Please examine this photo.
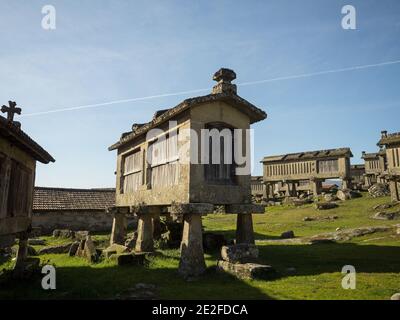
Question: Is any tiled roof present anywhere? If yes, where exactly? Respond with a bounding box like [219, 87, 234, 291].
[33, 187, 115, 211]
[261, 148, 353, 163]
[0, 115, 55, 164]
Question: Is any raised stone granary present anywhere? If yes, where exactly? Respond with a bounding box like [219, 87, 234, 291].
[0, 101, 54, 276]
[361, 149, 387, 188]
[108, 68, 267, 277]
[349, 164, 365, 190]
[261, 148, 353, 198]
[378, 130, 400, 202]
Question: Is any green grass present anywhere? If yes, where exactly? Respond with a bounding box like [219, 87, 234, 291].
[1, 193, 399, 300]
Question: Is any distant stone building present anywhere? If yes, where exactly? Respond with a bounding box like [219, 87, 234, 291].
[32, 187, 136, 233]
[109, 68, 267, 277]
[0, 101, 54, 274]
[378, 130, 400, 201]
[250, 176, 265, 202]
[261, 148, 353, 198]
[350, 164, 365, 190]
[361, 149, 387, 188]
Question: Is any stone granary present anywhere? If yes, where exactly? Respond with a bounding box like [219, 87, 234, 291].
[108, 68, 267, 277]
[349, 164, 365, 190]
[32, 187, 136, 233]
[361, 149, 387, 188]
[0, 101, 54, 273]
[261, 148, 353, 198]
[250, 176, 265, 202]
[378, 130, 400, 201]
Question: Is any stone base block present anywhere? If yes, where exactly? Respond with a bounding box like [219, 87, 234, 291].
[220, 244, 258, 263]
[103, 243, 130, 258]
[225, 204, 265, 214]
[216, 260, 276, 280]
[169, 203, 214, 215]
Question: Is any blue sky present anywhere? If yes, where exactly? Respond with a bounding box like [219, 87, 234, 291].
[0, 0, 399, 188]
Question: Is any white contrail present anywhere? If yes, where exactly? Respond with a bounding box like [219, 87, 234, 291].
[21, 59, 400, 117]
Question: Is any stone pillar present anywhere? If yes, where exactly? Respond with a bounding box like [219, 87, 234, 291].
[110, 209, 127, 245]
[236, 213, 255, 245]
[310, 178, 322, 196]
[263, 183, 269, 200]
[389, 180, 400, 202]
[284, 182, 290, 197]
[13, 231, 28, 274]
[178, 213, 206, 278]
[152, 212, 162, 240]
[135, 213, 154, 252]
[342, 178, 352, 190]
[291, 182, 297, 197]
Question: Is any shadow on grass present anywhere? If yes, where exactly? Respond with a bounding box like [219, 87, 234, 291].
[256, 243, 400, 276]
[0, 255, 273, 300]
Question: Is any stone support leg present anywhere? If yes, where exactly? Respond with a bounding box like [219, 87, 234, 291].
[310, 179, 322, 196]
[110, 211, 127, 245]
[389, 180, 400, 202]
[236, 213, 255, 245]
[178, 213, 206, 278]
[13, 231, 28, 275]
[342, 178, 352, 190]
[135, 213, 154, 252]
[152, 212, 162, 240]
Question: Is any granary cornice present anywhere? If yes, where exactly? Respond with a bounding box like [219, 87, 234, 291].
[378, 131, 400, 147]
[0, 114, 55, 164]
[109, 92, 267, 151]
[261, 147, 353, 163]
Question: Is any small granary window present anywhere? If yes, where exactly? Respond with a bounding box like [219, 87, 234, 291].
[317, 159, 339, 174]
[122, 149, 143, 193]
[149, 130, 180, 188]
[7, 160, 32, 217]
[204, 123, 236, 185]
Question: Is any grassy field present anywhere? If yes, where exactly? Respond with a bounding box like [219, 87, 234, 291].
[1, 193, 399, 300]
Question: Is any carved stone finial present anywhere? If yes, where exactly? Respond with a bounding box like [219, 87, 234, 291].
[1, 101, 22, 125]
[212, 68, 237, 95]
[381, 130, 388, 138]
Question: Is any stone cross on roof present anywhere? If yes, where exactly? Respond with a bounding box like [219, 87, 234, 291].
[1, 100, 22, 123]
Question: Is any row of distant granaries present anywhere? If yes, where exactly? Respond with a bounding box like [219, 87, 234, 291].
[251, 131, 400, 203]
[1, 68, 400, 279]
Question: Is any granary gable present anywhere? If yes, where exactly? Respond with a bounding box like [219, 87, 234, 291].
[109, 68, 267, 151]
[0, 112, 54, 164]
[378, 130, 400, 146]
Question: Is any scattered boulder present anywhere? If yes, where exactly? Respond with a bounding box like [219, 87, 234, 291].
[368, 183, 390, 198]
[309, 238, 336, 245]
[303, 215, 338, 222]
[28, 239, 45, 246]
[110, 253, 147, 266]
[82, 236, 98, 263]
[220, 244, 258, 263]
[280, 230, 295, 239]
[324, 193, 338, 202]
[336, 189, 361, 201]
[103, 244, 130, 259]
[203, 233, 226, 251]
[314, 202, 338, 210]
[52, 229, 75, 239]
[217, 260, 276, 280]
[373, 203, 397, 211]
[68, 241, 80, 256]
[371, 211, 400, 221]
[74, 231, 90, 241]
[391, 293, 400, 300]
[38, 243, 73, 255]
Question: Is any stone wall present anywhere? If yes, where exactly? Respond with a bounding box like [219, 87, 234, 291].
[32, 210, 137, 234]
